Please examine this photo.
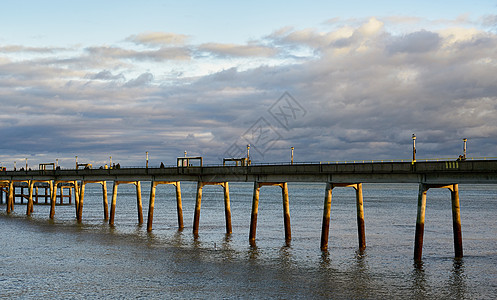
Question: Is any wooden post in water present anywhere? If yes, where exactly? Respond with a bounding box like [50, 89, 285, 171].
[135, 181, 143, 225]
[249, 182, 261, 245]
[355, 183, 366, 251]
[50, 181, 57, 219]
[20, 187, 24, 204]
[320, 183, 333, 251]
[35, 187, 39, 204]
[450, 184, 463, 258]
[102, 181, 108, 220]
[175, 182, 183, 229]
[193, 182, 204, 236]
[223, 182, 232, 234]
[414, 184, 428, 261]
[68, 186, 72, 204]
[282, 182, 291, 243]
[109, 181, 118, 226]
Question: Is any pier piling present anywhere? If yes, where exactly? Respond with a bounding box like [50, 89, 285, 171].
[135, 181, 143, 225]
[78, 182, 85, 221]
[50, 181, 57, 219]
[224, 182, 232, 234]
[8, 181, 14, 213]
[26, 181, 34, 216]
[414, 183, 463, 260]
[414, 184, 427, 261]
[109, 181, 142, 226]
[193, 182, 203, 236]
[192, 182, 231, 236]
[175, 182, 183, 229]
[109, 182, 118, 226]
[450, 184, 463, 258]
[321, 183, 366, 252]
[147, 181, 183, 232]
[355, 183, 366, 251]
[249, 182, 290, 245]
[320, 183, 333, 251]
[249, 182, 260, 245]
[102, 181, 108, 220]
[282, 182, 291, 243]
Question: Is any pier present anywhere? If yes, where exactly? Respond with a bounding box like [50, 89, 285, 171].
[1, 159, 496, 260]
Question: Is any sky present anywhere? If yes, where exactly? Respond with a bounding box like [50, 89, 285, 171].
[1, 1, 497, 168]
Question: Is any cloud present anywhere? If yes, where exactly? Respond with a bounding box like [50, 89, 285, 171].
[85, 70, 125, 81]
[198, 43, 278, 57]
[124, 72, 154, 87]
[126, 32, 190, 46]
[387, 30, 440, 53]
[1, 17, 497, 167]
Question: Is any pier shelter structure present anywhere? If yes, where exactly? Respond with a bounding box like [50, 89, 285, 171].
[1, 159, 496, 261]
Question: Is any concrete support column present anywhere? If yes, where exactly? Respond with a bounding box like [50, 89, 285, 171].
[59, 186, 64, 204]
[320, 183, 333, 251]
[175, 182, 183, 229]
[355, 183, 366, 251]
[249, 182, 261, 245]
[193, 182, 204, 236]
[74, 181, 80, 219]
[147, 181, 157, 232]
[8, 181, 14, 213]
[109, 181, 118, 226]
[282, 182, 291, 243]
[135, 181, 143, 225]
[78, 182, 86, 221]
[223, 182, 232, 234]
[50, 181, 57, 219]
[26, 181, 34, 216]
[147, 181, 183, 232]
[451, 184, 463, 258]
[414, 184, 428, 261]
[102, 181, 108, 220]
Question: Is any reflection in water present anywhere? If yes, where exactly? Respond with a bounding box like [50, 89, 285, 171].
[248, 244, 260, 260]
[278, 244, 293, 269]
[448, 259, 467, 299]
[411, 260, 427, 299]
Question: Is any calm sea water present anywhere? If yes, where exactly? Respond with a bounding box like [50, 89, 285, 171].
[1, 182, 496, 299]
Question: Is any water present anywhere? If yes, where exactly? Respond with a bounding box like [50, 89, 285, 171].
[1, 183, 496, 299]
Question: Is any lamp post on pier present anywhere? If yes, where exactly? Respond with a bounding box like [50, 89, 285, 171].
[291, 147, 294, 165]
[146, 152, 149, 168]
[463, 138, 467, 159]
[412, 134, 416, 162]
